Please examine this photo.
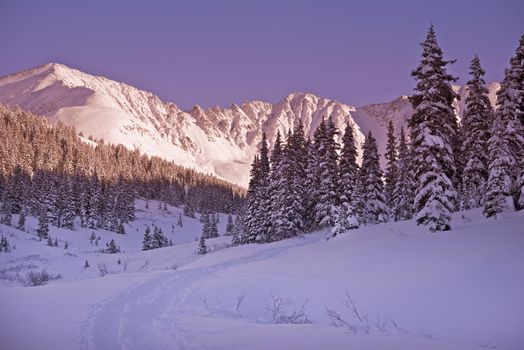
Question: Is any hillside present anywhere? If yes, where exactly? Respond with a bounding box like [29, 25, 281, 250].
[0, 202, 523, 350]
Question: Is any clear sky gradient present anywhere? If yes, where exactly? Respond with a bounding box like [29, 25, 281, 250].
[1, 0, 523, 110]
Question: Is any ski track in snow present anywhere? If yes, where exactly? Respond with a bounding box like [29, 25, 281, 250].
[81, 235, 322, 350]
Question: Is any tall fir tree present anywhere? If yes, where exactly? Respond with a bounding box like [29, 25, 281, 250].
[408, 25, 458, 231]
[461, 55, 493, 209]
[484, 36, 524, 216]
[357, 131, 388, 224]
[312, 118, 340, 229]
[335, 123, 360, 234]
[392, 127, 414, 220]
[384, 120, 398, 210]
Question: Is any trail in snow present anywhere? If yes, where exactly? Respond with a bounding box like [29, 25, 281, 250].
[81, 235, 323, 350]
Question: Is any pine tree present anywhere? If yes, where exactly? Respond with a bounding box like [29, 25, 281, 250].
[461, 55, 493, 209]
[313, 118, 340, 229]
[105, 239, 120, 253]
[484, 62, 523, 216]
[54, 237, 59, 247]
[358, 132, 388, 224]
[37, 208, 49, 239]
[384, 121, 398, 210]
[392, 127, 414, 220]
[231, 214, 244, 246]
[209, 213, 219, 238]
[225, 214, 234, 236]
[17, 209, 26, 230]
[84, 260, 90, 268]
[47, 235, 53, 246]
[89, 231, 96, 244]
[177, 212, 183, 227]
[197, 234, 207, 254]
[335, 123, 360, 235]
[142, 226, 152, 250]
[64, 241, 69, 249]
[409, 25, 458, 231]
[508, 35, 524, 209]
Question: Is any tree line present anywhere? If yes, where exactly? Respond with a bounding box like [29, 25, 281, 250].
[0, 105, 245, 233]
[237, 26, 524, 244]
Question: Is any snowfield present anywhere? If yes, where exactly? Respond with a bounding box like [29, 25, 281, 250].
[1, 201, 523, 350]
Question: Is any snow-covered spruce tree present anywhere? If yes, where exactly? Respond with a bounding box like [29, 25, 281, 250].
[384, 120, 398, 210]
[392, 127, 414, 220]
[197, 234, 207, 255]
[484, 53, 524, 216]
[358, 131, 388, 224]
[225, 214, 234, 236]
[508, 34, 524, 209]
[461, 56, 493, 209]
[36, 207, 49, 239]
[266, 131, 283, 242]
[242, 133, 270, 244]
[303, 137, 317, 230]
[177, 212, 183, 227]
[209, 213, 219, 238]
[270, 130, 306, 241]
[142, 226, 152, 250]
[408, 25, 458, 231]
[17, 208, 26, 230]
[231, 213, 244, 246]
[334, 122, 360, 235]
[105, 239, 120, 254]
[313, 118, 340, 229]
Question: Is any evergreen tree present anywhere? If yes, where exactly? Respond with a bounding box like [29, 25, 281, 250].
[358, 132, 388, 224]
[335, 123, 360, 235]
[384, 121, 398, 210]
[142, 226, 152, 250]
[484, 70, 521, 216]
[409, 25, 457, 231]
[17, 208, 26, 230]
[461, 55, 493, 209]
[84, 260, 90, 268]
[392, 127, 414, 220]
[225, 214, 235, 236]
[37, 208, 49, 239]
[177, 212, 183, 227]
[197, 234, 207, 255]
[105, 239, 120, 253]
[47, 235, 53, 247]
[313, 118, 340, 229]
[231, 214, 244, 246]
[209, 213, 219, 238]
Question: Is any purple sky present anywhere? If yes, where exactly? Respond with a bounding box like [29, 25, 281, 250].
[1, 0, 523, 110]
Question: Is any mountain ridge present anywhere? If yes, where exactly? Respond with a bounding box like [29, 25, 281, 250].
[0, 63, 500, 187]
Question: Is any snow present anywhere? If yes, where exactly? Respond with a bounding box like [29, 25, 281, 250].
[1, 202, 523, 349]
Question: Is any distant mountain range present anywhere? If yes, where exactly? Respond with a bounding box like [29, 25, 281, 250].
[0, 63, 500, 186]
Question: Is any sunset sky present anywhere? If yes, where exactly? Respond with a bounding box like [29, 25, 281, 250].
[1, 0, 523, 109]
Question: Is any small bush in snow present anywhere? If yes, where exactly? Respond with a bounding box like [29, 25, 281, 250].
[325, 289, 398, 334]
[0, 235, 11, 253]
[265, 296, 312, 324]
[24, 269, 62, 287]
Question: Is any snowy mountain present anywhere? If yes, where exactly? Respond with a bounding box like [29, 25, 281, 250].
[0, 63, 500, 186]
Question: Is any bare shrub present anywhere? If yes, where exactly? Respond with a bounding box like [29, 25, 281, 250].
[265, 296, 312, 324]
[325, 289, 398, 334]
[97, 262, 110, 277]
[24, 269, 62, 287]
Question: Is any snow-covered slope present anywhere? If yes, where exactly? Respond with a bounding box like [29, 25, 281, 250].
[0, 64, 500, 186]
[0, 204, 522, 349]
